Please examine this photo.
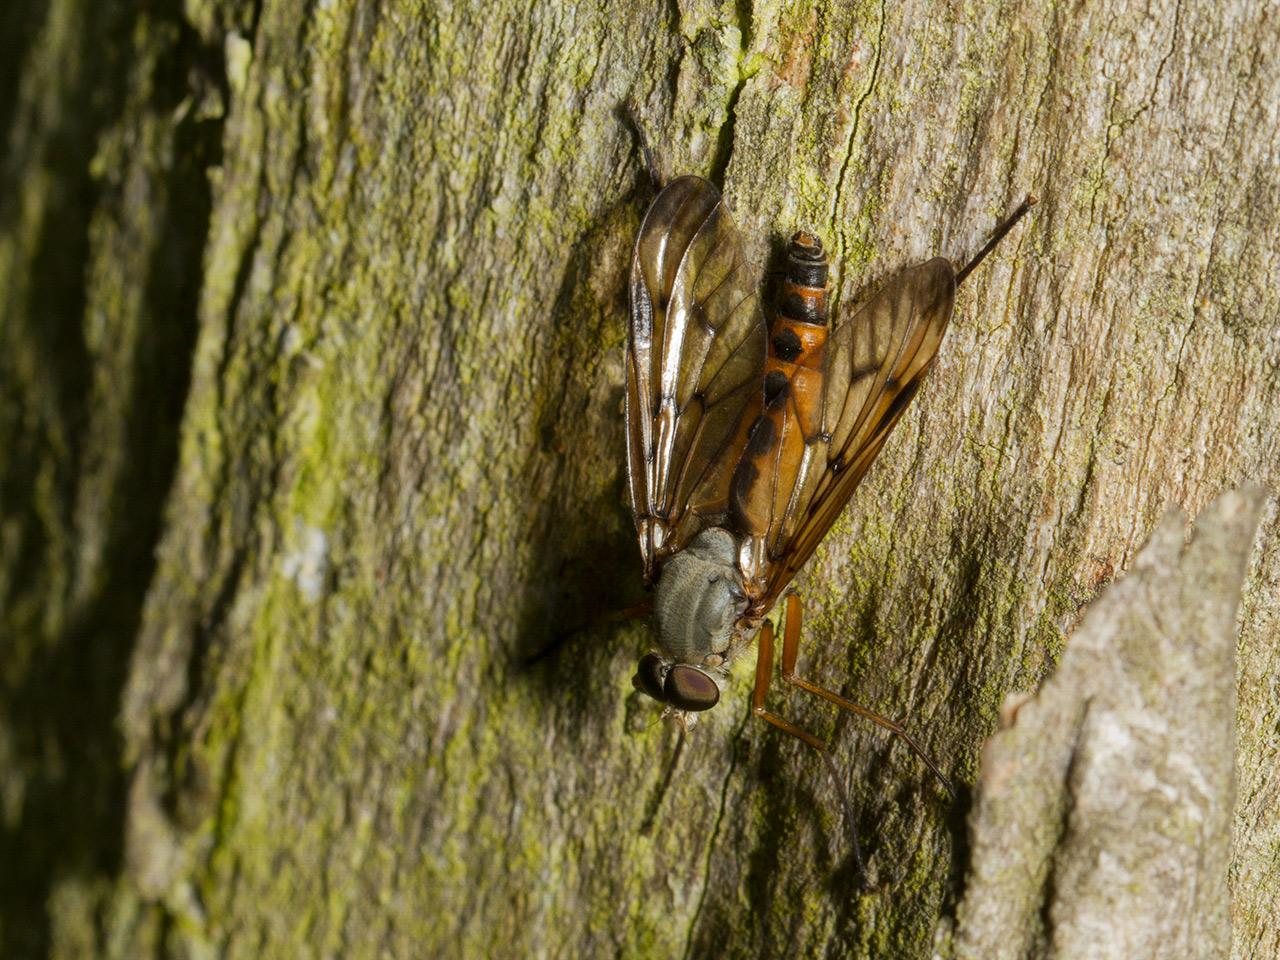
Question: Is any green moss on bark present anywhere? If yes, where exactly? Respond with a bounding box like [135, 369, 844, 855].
[2, 0, 1278, 958]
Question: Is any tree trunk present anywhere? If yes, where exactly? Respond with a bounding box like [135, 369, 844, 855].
[2, 1, 1277, 958]
[953, 487, 1264, 960]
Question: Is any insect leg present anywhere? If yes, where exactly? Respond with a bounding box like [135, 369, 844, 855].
[753, 620, 869, 885]
[955, 195, 1038, 287]
[752, 619, 824, 749]
[598, 598, 654, 624]
[780, 594, 956, 799]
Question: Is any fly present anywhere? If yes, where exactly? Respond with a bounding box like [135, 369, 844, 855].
[624, 175, 1034, 879]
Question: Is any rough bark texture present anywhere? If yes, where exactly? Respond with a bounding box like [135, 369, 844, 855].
[951, 487, 1264, 960]
[1, 1, 1277, 959]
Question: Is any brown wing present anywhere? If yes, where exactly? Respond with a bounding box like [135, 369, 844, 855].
[626, 176, 767, 583]
[753, 258, 957, 611]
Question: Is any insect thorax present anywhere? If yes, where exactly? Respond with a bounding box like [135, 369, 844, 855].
[653, 527, 748, 663]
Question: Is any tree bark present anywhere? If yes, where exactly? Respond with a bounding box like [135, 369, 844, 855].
[1, 1, 1277, 959]
[952, 487, 1264, 960]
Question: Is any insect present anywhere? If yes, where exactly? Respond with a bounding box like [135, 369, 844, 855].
[624, 175, 1033, 868]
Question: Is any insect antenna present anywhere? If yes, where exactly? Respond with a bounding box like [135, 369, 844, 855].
[955, 195, 1037, 287]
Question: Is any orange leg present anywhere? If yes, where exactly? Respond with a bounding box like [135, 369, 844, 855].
[752, 618, 869, 884]
[752, 618, 825, 750]
[775, 594, 955, 799]
[598, 597, 654, 624]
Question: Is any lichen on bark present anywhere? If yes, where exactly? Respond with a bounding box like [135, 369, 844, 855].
[1, 0, 1278, 958]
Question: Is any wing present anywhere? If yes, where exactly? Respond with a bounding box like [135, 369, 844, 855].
[626, 176, 767, 583]
[754, 258, 957, 610]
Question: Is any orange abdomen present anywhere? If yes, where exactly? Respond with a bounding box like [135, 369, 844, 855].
[730, 233, 829, 591]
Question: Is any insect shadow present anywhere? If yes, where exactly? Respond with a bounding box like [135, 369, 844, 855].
[508, 187, 650, 715]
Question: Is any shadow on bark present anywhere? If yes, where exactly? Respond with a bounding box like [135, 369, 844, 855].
[0, 5, 219, 954]
[511, 191, 647, 676]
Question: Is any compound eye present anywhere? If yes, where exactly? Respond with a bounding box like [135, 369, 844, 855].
[632, 653, 666, 702]
[664, 665, 720, 712]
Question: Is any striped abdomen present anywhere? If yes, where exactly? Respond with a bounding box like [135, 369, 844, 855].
[730, 232, 830, 595]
